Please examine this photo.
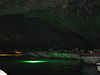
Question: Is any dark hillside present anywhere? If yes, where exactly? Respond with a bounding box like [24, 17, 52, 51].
[0, 15, 94, 49]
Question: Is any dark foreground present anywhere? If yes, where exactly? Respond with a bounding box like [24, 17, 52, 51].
[0, 56, 98, 75]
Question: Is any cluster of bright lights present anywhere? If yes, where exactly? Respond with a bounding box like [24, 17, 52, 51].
[20, 60, 47, 63]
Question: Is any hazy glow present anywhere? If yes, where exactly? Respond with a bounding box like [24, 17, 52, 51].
[49, 52, 73, 58]
[0, 69, 7, 75]
[20, 60, 47, 63]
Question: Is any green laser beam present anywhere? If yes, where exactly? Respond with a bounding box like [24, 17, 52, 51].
[20, 60, 47, 63]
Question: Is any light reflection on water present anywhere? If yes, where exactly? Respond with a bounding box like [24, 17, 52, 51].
[0, 57, 100, 75]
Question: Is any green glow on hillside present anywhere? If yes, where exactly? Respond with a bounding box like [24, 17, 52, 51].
[48, 52, 74, 58]
[20, 60, 47, 63]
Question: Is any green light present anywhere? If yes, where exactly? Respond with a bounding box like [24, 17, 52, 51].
[48, 52, 74, 58]
[20, 60, 47, 63]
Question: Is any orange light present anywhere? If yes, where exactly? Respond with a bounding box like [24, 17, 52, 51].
[15, 50, 21, 54]
[0, 54, 22, 56]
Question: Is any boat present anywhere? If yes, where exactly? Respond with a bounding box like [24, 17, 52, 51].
[96, 63, 100, 72]
[0, 69, 7, 75]
[80, 49, 100, 64]
[80, 55, 100, 64]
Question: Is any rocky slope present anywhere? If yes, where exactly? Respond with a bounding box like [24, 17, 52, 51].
[0, 15, 94, 49]
[0, 0, 99, 49]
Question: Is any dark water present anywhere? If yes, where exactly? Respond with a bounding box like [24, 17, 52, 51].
[0, 57, 99, 75]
